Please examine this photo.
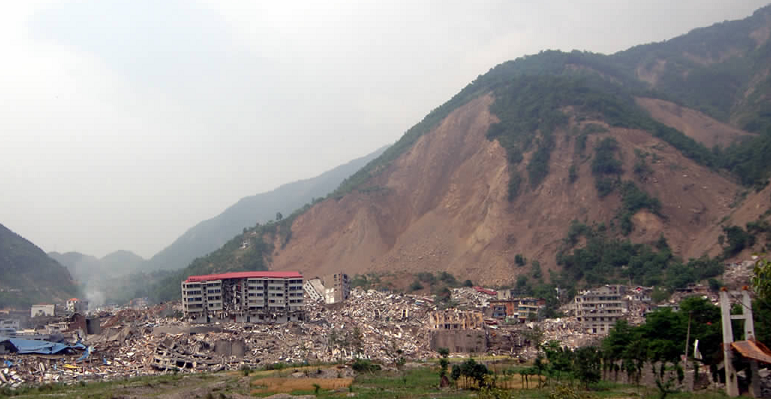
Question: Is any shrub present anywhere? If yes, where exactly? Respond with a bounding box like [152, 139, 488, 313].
[352, 359, 381, 373]
[515, 254, 526, 267]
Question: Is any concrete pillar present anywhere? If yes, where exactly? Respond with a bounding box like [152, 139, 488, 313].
[742, 289, 761, 398]
[719, 290, 739, 397]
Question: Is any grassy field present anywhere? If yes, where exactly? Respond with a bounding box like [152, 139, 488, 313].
[0, 362, 731, 399]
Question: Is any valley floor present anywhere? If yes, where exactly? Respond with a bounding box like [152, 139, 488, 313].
[1, 363, 730, 399]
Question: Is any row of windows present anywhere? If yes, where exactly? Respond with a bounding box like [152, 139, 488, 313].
[578, 316, 622, 322]
[576, 296, 621, 301]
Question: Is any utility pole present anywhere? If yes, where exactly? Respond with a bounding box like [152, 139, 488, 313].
[683, 311, 691, 377]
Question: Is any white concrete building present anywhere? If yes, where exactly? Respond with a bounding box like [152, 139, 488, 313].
[30, 304, 55, 318]
[303, 278, 325, 302]
[181, 271, 304, 323]
[574, 285, 627, 335]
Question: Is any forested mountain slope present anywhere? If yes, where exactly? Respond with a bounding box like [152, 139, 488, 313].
[0, 223, 78, 308]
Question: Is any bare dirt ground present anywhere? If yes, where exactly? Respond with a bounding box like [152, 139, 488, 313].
[635, 97, 755, 148]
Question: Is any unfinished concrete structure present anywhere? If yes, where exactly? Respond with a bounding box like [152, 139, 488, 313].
[181, 271, 304, 323]
[574, 284, 627, 334]
[428, 310, 486, 353]
[428, 310, 484, 330]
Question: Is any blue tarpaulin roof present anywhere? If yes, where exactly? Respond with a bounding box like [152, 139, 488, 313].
[0, 336, 85, 355]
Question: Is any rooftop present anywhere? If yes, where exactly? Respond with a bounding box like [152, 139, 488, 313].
[184, 271, 303, 283]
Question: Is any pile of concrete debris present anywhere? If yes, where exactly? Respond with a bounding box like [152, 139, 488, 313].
[2, 286, 557, 389]
[535, 317, 600, 349]
[723, 260, 756, 288]
[451, 287, 492, 308]
[1, 288, 444, 388]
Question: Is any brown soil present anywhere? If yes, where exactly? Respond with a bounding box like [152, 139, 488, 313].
[269, 94, 761, 286]
[636, 97, 754, 148]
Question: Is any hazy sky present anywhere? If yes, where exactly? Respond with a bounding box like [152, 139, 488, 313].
[1, 1, 767, 258]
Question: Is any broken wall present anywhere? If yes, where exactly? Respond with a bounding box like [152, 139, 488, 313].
[430, 330, 486, 354]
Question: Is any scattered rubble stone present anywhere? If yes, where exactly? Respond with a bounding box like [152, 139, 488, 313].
[0, 288, 444, 389]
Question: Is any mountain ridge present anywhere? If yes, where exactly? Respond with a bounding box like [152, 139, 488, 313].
[0, 223, 79, 308]
[152, 5, 771, 300]
[143, 145, 389, 272]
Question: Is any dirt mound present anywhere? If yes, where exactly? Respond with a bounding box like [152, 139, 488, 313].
[269, 94, 747, 286]
[636, 97, 755, 148]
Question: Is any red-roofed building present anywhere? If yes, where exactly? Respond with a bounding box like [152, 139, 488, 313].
[181, 271, 304, 324]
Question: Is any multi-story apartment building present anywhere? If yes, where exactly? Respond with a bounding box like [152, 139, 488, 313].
[181, 271, 304, 324]
[574, 284, 627, 334]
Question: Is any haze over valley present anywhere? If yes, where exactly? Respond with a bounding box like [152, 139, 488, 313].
[4, 3, 771, 397]
[0, 0, 768, 317]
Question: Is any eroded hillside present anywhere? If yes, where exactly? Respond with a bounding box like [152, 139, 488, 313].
[155, 5, 771, 300]
[270, 94, 755, 286]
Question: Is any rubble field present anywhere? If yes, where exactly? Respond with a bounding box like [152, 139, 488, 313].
[1, 287, 601, 390]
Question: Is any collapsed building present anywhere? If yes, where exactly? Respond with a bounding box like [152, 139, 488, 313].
[181, 271, 304, 324]
[66, 298, 88, 314]
[428, 310, 486, 353]
[303, 272, 351, 304]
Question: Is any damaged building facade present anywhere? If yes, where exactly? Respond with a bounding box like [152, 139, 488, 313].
[574, 284, 627, 334]
[428, 310, 487, 353]
[303, 272, 350, 304]
[490, 297, 543, 322]
[181, 271, 304, 324]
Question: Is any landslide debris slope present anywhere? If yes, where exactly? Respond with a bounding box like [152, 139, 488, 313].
[0, 223, 79, 307]
[157, 5, 771, 296]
